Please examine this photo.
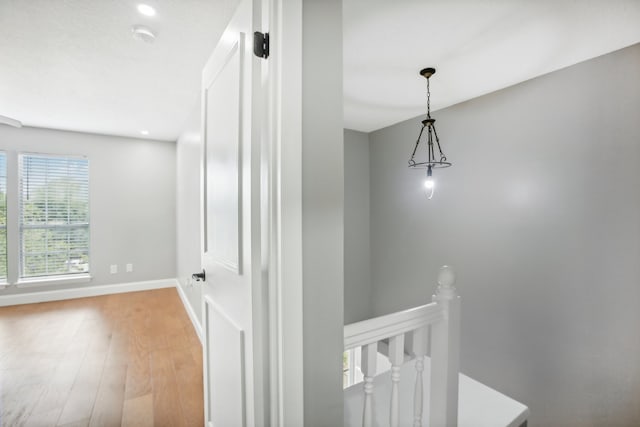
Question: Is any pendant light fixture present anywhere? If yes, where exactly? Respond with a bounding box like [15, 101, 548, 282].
[408, 67, 451, 199]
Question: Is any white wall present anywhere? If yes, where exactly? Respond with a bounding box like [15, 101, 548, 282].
[344, 129, 372, 324]
[367, 44, 640, 426]
[176, 105, 203, 323]
[0, 126, 176, 293]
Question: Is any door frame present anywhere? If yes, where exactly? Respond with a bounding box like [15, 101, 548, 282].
[264, 0, 305, 425]
[200, 0, 343, 425]
[265, 0, 344, 425]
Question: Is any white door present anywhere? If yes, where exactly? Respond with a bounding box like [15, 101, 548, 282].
[200, 0, 268, 425]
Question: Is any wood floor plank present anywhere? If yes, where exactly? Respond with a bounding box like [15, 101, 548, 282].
[145, 316, 169, 352]
[23, 407, 62, 427]
[171, 345, 204, 427]
[166, 328, 192, 350]
[0, 382, 46, 426]
[125, 350, 151, 399]
[57, 419, 90, 427]
[28, 353, 85, 420]
[121, 393, 154, 427]
[88, 363, 127, 427]
[150, 348, 186, 427]
[56, 336, 109, 425]
[0, 289, 203, 427]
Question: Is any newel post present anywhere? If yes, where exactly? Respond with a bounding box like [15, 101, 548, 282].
[429, 265, 460, 427]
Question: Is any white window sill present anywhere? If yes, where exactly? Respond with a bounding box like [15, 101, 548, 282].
[16, 274, 93, 288]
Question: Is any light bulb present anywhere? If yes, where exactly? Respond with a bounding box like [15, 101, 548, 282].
[424, 178, 435, 199]
[424, 178, 434, 190]
[137, 4, 156, 16]
[424, 167, 435, 199]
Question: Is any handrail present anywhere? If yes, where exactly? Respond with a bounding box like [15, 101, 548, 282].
[343, 265, 460, 427]
[344, 301, 443, 350]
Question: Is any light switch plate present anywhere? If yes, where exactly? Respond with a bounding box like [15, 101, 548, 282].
[110, 264, 118, 274]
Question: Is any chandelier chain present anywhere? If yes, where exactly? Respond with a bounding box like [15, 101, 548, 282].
[426, 77, 431, 119]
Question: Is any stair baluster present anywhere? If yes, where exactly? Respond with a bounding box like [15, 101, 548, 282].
[389, 334, 405, 427]
[412, 326, 427, 427]
[361, 342, 377, 427]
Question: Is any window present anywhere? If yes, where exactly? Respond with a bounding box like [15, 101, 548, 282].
[0, 152, 6, 281]
[19, 154, 89, 279]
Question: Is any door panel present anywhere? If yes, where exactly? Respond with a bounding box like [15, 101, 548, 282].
[200, 0, 265, 425]
[204, 37, 243, 274]
[204, 297, 246, 427]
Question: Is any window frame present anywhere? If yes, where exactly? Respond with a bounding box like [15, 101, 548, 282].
[0, 151, 7, 285]
[15, 152, 92, 286]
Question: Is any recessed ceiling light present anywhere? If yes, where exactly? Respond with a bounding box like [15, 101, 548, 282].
[137, 4, 156, 17]
[140, 130, 149, 135]
[131, 25, 156, 43]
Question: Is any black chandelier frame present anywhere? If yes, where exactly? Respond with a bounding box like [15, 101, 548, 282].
[408, 67, 452, 172]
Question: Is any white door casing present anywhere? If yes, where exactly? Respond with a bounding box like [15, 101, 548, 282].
[200, 0, 268, 425]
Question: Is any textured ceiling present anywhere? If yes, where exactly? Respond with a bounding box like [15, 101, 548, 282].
[0, 0, 238, 141]
[1, 1, 639, 140]
[343, 0, 640, 132]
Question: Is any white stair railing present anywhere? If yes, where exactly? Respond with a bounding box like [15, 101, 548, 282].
[343, 266, 460, 427]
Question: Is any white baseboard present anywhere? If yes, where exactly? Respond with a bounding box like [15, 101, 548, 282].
[0, 278, 175, 307]
[175, 280, 203, 344]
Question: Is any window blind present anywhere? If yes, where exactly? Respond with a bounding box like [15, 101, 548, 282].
[19, 154, 90, 278]
[0, 152, 6, 281]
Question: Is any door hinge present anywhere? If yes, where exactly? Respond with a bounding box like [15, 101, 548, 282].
[253, 31, 269, 59]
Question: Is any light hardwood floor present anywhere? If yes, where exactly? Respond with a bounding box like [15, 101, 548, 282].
[0, 288, 203, 427]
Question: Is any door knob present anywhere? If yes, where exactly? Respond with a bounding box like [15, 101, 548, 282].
[192, 269, 206, 282]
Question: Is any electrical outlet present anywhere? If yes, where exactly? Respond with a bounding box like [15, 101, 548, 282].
[110, 264, 118, 274]
[126, 263, 133, 273]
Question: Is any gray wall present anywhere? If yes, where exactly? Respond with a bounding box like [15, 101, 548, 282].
[344, 129, 372, 324]
[176, 105, 203, 324]
[0, 126, 176, 292]
[302, 0, 344, 424]
[368, 44, 640, 426]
